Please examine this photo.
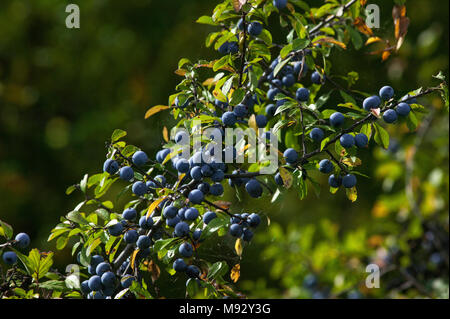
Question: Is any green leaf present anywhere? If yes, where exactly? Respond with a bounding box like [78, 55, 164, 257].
[335, 139, 345, 156]
[273, 56, 292, 77]
[56, 236, 69, 250]
[66, 211, 89, 225]
[406, 111, 418, 131]
[373, 123, 390, 149]
[280, 43, 293, 59]
[339, 90, 357, 105]
[86, 238, 102, 256]
[229, 88, 246, 106]
[25, 249, 54, 281]
[95, 176, 118, 199]
[221, 75, 234, 96]
[201, 216, 229, 240]
[313, 3, 339, 18]
[95, 208, 110, 221]
[65, 185, 77, 195]
[290, 0, 310, 11]
[104, 235, 117, 255]
[213, 55, 230, 72]
[39, 280, 67, 291]
[186, 278, 201, 297]
[111, 129, 127, 142]
[0, 219, 13, 239]
[360, 123, 372, 140]
[274, 101, 297, 115]
[292, 38, 310, 51]
[178, 58, 191, 69]
[315, 91, 332, 109]
[320, 27, 335, 35]
[10, 248, 33, 275]
[37, 253, 54, 280]
[196, 15, 216, 26]
[320, 136, 330, 151]
[293, 170, 307, 200]
[153, 238, 178, 253]
[109, 238, 123, 263]
[272, 119, 290, 134]
[48, 228, 70, 242]
[207, 261, 229, 280]
[122, 145, 139, 158]
[346, 26, 363, 50]
[80, 174, 88, 193]
[259, 29, 272, 46]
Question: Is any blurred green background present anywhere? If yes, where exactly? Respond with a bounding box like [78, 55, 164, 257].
[0, 0, 448, 298]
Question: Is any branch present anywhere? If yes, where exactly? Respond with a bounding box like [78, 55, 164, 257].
[302, 87, 442, 161]
[224, 171, 262, 179]
[308, 0, 358, 35]
[325, 149, 348, 174]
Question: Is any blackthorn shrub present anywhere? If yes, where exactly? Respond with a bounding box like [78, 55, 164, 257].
[0, 0, 447, 300]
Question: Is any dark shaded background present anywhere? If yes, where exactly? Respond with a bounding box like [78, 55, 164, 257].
[0, 0, 448, 297]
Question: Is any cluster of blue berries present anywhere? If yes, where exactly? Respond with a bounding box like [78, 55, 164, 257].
[264, 58, 322, 118]
[100, 139, 266, 296]
[80, 254, 135, 299]
[363, 86, 413, 124]
[1, 232, 31, 266]
[229, 213, 261, 241]
[272, 85, 417, 191]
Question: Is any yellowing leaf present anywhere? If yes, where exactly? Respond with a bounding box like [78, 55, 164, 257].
[202, 78, 216, 86]
[342, 157, 362, 167]
[162, 148, 182, 165]
[393, 5, 409, 50]
[314, 37, 347, 49]
[146, 197, 167, 218]
[162, 126, 169, 142]
[365, 36, 383, 45]
[381, 50, 391, 61]
[130, 249, 140, 270]
[230, 264, 241, 283]
[174, 69, 187, 76]
[212, 201, 232, 210]
[279, 167, 293, 189]
[227, 88, 235, 102]
[174, 173, 186, 190]
[235, 238, 243, 257]
[213, 87, 227, 102]
[144, 260, 161, 282]
[286, 3, 295, 14]
[239, 144, 251, 153]
[353, 17, 373, 36]
[248, 114, 258, 133]
[232, 0, 247, 12]
[145, 105, 170, 119]
[345, 187, 358, 202]
[87, 238, 101, 256]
